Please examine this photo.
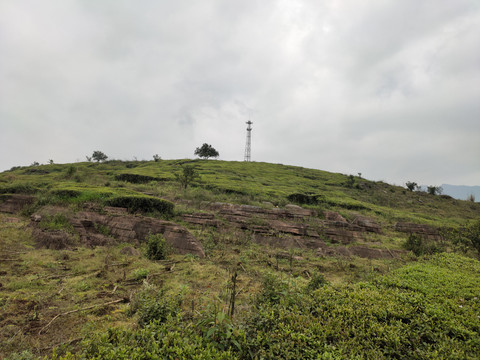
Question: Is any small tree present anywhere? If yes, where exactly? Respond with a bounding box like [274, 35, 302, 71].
[427, 186, 442, 195]
[345, 175, 355, 188]
[92, 151, 108, 162]
[194, 143, 219, 159]
[153, 154, 161, 162]
[175, 165, 200, 189]
[405, 181, 418, 191]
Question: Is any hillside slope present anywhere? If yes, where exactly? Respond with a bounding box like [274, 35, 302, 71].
[1, 160, 479, 359]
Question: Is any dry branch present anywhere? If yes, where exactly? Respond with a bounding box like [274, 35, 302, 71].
[39, 298, 127, 335]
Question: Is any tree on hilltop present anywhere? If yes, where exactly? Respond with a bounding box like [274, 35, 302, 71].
[427, 185, 443, 195]
[92, 151, 108, 162]
[406, 181, 418, 191]
[194, 143, 219, 159]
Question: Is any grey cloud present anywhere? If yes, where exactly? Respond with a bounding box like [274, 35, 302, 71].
[0, 0, 478, 186]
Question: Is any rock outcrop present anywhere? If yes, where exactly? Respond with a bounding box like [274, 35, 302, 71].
[0, 194, 35, 213]
[183, 202, 384, 248]
[394, 222, 443, 241]
[30, 206, 205, 257]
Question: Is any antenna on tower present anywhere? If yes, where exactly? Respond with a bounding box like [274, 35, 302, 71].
[244, 119, 253, 162]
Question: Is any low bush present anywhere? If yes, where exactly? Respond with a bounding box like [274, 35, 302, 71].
[131, 268, 149, 280]
[0, 183, 41, 194]
[287, 193, 321, 205]
[305, 271, 329, 292]
[49, 189, 82, 199]
[105, 196, 174, 217]
[256, 273, 290, 306]
[115, 174, 159, 184]
[403, 233, 444, 256]
[145, 233, 169, 260]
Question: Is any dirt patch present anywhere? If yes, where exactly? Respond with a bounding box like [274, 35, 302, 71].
[32, 228, 78, 250]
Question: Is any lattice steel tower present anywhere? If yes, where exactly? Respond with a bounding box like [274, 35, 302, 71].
[244, 120, 253, 162]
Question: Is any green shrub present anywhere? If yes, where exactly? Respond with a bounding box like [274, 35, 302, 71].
[403, 233, 443, 256]
[286, 193, 321, 205]
[175, 165, 200, 190]
[49, 189, 81, 199]
[105, 196, 174, 217]
[305, 271, 329, 292]
[114, 174, 159, 184]
[132, 268, 149, 280]
[444, 220, 480, 255]
[65, 165, 77, 177]
[130, 288, 183, 328]
[145, 233, 169, 260]
[256, 273, 289, 306]
[0, 183, 40, 194]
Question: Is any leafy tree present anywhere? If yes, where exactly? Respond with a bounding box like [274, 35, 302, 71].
[405, 181, 418, 191]
[92, 151, 108, 162]
[194, 143, 219, 159]
[175, 165, 200, 189]
[427, 185, 443, 195]
[153, 154, 161, 162]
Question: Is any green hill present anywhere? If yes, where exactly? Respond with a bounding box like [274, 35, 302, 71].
[1, 160, 479, 359]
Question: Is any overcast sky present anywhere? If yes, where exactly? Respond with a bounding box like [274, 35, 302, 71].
[1, 0, 479, 186]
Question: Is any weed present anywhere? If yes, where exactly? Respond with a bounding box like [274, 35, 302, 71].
[39, 214, 74, 234]
[145, 233, 170, 260]
[132, 268, 149, 280]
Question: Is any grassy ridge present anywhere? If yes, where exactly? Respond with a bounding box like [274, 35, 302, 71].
[1, 159, 479, 359]
[1, 160, 478, 226]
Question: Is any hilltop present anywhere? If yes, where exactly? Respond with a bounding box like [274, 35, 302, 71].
[1, 159, 479, 359]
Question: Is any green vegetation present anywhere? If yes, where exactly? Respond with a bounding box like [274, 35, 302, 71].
[91, 151, 108, 163]
[145, 233, 169, 260]
[41, 253, 480, 359]
[194, 143, 220, 159]
[175, 164, 200, 190]
[105, 196, 174, 217]
[0, 159, 479, 359]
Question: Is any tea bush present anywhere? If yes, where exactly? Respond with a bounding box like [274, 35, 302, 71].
[52, 253, 480, 359]
[105, 196, 174, 217]
[114, 173, 159, 184]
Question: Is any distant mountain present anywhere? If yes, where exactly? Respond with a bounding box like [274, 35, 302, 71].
[441, 184, 480, 201]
